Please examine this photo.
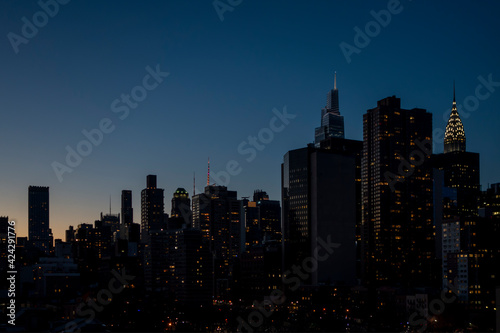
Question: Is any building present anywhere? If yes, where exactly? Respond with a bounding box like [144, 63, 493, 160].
[314, 73, 344, 146]
[121, 190, 133, 226]
[361, 96, 435, 287]
[433, 86, 480, 218]
[94, 213, 120, 259]
[282, 138, 360, 287]
[242, 190, 281, 248]
[170, 187, 191, 229]
[141, 175, 166, 242]
[28, 186, 52, 254]
[479, 183, 500, 218]
[192, 185, 242, 299]
[167, 228, 212, 306]
[33, 257, 80, 299]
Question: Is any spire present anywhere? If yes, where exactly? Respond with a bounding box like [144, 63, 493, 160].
[326, 72, 339, 113]
[444, 81, 466, 154]
[207, 157, 210, 186]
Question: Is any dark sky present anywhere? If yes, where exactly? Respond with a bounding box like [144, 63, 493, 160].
[1, 0, 499, 240]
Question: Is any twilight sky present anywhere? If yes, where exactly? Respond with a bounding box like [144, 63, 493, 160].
[1, 0, 499, 241]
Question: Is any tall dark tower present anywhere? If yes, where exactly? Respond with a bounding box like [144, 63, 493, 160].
[192, 185, 241, 299]
[434, 84, 480, 217]
[314, 72, 345, 146]
[141, 175, 165, 242]
[361, 96, 435, 287]
[121, 190, 133, 226]
[28, 186, 52, 254]
[282, 138, 360, 286]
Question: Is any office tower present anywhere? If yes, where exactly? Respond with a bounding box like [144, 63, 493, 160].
[361, 96, 435, 287]
[444, 84, 466, 154]
[314, 73, 345, 146]
[192, 185, 241, 298]
[121, 190, 133, 226]
[65, 225, 75, 243]
[141, 175, 166, 242]
[434, 86, 480, 218]
[141, 175, 166, 291]
[282, 137, 361, 286]
[169, 187, 191, 229]
[28, 186, 52, 254]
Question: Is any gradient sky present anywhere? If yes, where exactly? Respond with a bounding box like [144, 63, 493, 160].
[1, 0, 499, 241]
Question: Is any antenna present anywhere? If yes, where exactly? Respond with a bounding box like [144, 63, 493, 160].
[193, 172, 196, 196]
[109, 195, 111, 215]
[334, 71, 337, 90]
[207, 157, 210, 186]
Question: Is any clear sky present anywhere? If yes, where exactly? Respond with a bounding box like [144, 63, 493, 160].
[1, 0, 499, 241]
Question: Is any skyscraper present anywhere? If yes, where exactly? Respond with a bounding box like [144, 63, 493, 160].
[361, 96, 435, 287]
[141, 175, 166, 291]
[169, 187, 191, 229]
[282, 138, 360, 286]
[121, 190, 133, 226]
[192, 185, 241, 299]
[28, 186, 52, 254]
[140, 175, 166, 242]
[314, 73, 345, 146]
[444, 83, 466, 154]
[434, 85, 480, 217]
[433, 87, 491, 314]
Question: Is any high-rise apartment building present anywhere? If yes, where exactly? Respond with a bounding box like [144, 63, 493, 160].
[361, 96, 435, 287]
[28, 186, 52, 254]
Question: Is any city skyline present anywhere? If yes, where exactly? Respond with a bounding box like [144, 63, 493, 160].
[1, 1, 500, 243]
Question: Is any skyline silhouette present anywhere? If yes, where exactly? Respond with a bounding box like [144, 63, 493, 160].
[1, 1, 500, 246]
